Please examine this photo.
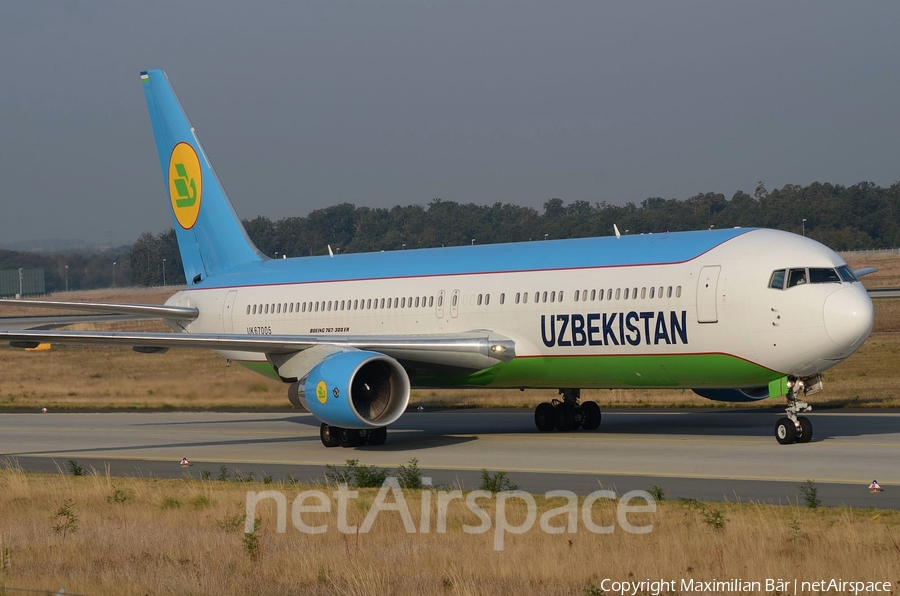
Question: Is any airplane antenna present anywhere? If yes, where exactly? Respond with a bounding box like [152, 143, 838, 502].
[327, 245, 334, 258]
[614, 224, 621, 240]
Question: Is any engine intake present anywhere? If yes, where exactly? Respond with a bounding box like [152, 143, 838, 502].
[300, 350, 410, 429]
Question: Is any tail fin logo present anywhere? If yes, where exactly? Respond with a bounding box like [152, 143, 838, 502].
[168, 142, 203, 230]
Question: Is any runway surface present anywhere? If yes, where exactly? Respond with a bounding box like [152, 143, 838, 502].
[1, 408, 897, 508]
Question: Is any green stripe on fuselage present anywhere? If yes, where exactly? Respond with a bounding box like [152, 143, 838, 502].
[418, 354, 779, 389]
[238, 360, 282, 380]
[236, 353, 779, 390]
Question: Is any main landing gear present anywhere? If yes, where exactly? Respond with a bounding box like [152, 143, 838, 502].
[534, 389, 601, 432]
[320, 423, 387, 448]
[774, 376, 819, 445]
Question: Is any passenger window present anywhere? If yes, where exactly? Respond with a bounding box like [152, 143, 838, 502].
[658, 286, 664, 298]
[809, 268, 841, 284]
[558, 291, 563, 302]
[649, 287, 655, 299]
[500, 293, 505, 305]
[590, 289, 596, 301]
[574, 290, 580, 301]
[515, 292, 521, 304]
[676, 286, 682, 298]
[414, 297, 420, 308]
[615, 288, 621, 300]
[380, 298, 386, 309]
[535, 292, 540, 303]
[598, 289, 604, 301]
[542, 291, 548, 303]
[246, 305, 251, 315]
[477, 294, 482, 306]
[667, 287, 672, 298]
[452, 294, 458, 307]
[641, 287, 646, 299]
[402, 297, 407, 308]
[769, 270, 785, 290]
[265, 304, 269, 314]
[395, 298, 400, 308]
[550, 291, 555, 303]
[624, 288, 630, 300]
[429, 296, 435, 307]
[523, 292, 529, 304]
[252, 305, 257, 315]
[485, 294, 491, 305]
[633, 287, 638, 299]
[787, 269, 807, 288]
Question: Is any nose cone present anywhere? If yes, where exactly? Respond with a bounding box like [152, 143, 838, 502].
[823, 286, 874, 347]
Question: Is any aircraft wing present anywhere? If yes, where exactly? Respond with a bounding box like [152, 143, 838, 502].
[0, 328, 515, 372]
[0, 299, 198, 321]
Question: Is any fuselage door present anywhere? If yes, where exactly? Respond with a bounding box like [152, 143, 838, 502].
[697, 266, 721, 323]
[222, 290, 238, 333]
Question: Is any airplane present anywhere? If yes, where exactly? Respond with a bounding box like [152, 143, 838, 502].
[0, 69, 876, 447]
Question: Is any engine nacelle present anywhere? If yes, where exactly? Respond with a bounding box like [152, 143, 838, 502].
[299, 350, 410, 429]
[692, 387, 770, 403]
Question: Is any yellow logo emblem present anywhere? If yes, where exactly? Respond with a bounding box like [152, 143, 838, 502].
[316, 381, 328, 404]
[168, 142, 203, 230]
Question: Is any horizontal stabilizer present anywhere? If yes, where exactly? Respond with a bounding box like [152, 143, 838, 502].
[853, 267, 878, 278]
[0, 299, 199, 321]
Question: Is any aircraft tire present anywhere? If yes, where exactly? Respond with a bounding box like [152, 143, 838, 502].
[555, 404, 578, 432]
[320, 423, 340, 448]
[796, 417, 813, 443]
[339, 428, 363, 448]
[581, 401, 601, 430]
[774, 418, 797, 445]
[367, 427, 388, 446]
[534, 402, 556, 432]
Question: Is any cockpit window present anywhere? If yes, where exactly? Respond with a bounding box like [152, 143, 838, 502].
[809, 268, 841, 284]
[787, 268, 807, 288]
[836, 265, 858, 282]
[768, 270, 785, 290]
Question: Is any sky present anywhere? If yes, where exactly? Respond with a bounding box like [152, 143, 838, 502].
[1, 1, 899, 246]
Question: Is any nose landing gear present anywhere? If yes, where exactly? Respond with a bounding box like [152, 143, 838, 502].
[774, 376, 818, 444]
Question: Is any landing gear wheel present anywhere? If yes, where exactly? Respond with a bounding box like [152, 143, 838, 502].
[796, 417, 813, 443]
[775, 417, 797, 445]
[367, 427, 388, 446]
[320, 423, 340, 448]
[555, 404, 579, 432]
[581, 401, 601, 430]
[534, 402, 556, 432]
[339, 428, 363, 447]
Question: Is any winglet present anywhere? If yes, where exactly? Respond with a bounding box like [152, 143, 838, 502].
[614, 224, 621, 239]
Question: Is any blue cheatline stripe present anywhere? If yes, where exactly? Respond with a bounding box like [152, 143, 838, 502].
[196, 227, 754, 289]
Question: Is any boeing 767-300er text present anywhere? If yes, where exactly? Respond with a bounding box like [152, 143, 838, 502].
[0, 69, 876, 447]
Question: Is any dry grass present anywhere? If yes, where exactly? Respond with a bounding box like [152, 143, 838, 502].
[844, 252, 900, 289]
[1, 287, 176, 317]
[0, 463, 897, 596]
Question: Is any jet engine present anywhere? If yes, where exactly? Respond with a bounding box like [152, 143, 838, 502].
[296, 350, 410, 429]
[692, 387, 769, 402]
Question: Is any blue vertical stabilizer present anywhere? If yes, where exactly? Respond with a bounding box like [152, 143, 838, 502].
[141, 69, 264, 284]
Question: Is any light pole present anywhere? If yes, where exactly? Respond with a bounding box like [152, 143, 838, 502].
[65, 265, 68, 292]
[802, 218, 807, 237]
[162, 258, 166, 286]
[544, 234, 548, 241]
[471, 239, 475, 246]
[112, 261, 117, 287]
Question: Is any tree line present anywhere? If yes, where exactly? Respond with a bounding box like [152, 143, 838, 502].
[5, 180, 899, 291]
